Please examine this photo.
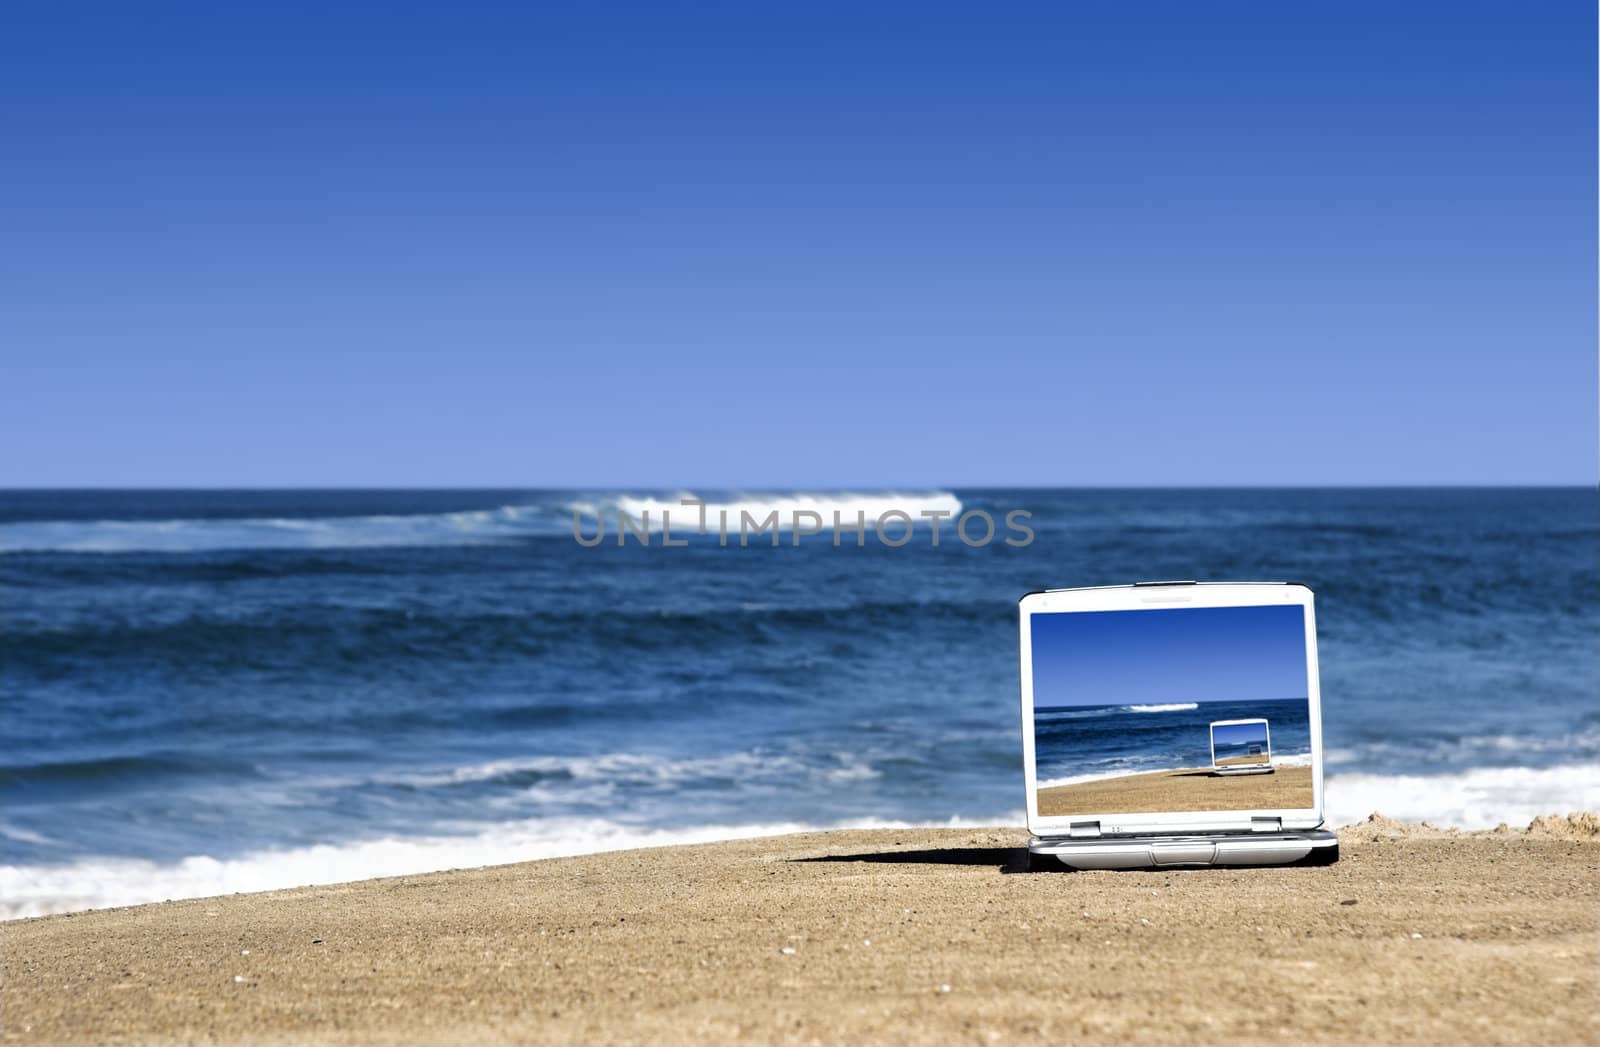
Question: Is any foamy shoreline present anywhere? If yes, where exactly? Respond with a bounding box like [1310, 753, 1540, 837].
[6, 821, 1596, 1046]
[6, 778, 1593, 922]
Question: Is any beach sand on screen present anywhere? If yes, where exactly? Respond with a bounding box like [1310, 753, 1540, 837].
[1038, 763, 1314, 816]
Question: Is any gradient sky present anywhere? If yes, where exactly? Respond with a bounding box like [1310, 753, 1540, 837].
[1031, 605, 1308, 708]
[4, 3, 1594, 486]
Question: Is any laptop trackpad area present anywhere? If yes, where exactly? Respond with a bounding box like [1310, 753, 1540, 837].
[1150, 841, 1217, 865]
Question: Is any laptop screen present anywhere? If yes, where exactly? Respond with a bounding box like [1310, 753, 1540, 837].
[1030, 603, 1313, 816]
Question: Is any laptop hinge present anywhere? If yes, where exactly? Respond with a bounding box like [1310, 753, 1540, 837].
[1068, 821, 1101, 839]
[1251, 817, 1283, 833]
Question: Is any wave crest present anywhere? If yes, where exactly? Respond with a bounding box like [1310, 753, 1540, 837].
[0, 504, 557, 554]
[0, 491, 966, 553]
[596, 491, 963, 533]
[1035, 702, 1203, 720]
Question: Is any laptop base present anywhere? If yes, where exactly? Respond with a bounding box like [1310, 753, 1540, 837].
[1028, 829, 1338, 870]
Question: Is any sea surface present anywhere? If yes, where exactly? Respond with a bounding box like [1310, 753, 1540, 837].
[2, 488, 1596, 917]
[1034, 698, 1311, 786]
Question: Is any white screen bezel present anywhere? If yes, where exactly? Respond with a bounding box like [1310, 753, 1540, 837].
[1019, 582, 1324, 836]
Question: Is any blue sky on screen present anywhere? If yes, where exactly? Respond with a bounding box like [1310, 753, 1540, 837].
[1031, 604, 1308, 709]
[3, 3, 1593, 485]
[1212, 721, 1270, 748]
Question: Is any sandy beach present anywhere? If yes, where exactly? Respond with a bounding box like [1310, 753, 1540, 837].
[3, 813, 1595, 1046]
[1038, 763, 1314, 816]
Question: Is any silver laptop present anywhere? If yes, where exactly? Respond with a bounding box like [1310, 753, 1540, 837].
[1019, 581, 1337, 870]
[1210, 717, 1275, 776]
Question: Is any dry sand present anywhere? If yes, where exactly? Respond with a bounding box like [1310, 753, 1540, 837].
[1038, 763, 1314, 816]
[4, 813, 1597, 1046]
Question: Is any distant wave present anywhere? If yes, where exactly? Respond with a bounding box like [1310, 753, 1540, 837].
[0, 812, 1014, 920]
[0, 491, 965, 553]
[585, 491, 963, 533]
[0, 504, 559, 554]
[1036, 702, 1201, 720]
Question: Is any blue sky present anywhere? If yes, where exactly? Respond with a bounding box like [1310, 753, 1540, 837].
[1212, 720, 1270, 749]
[1031, 605, 1307, 708]
[4, 3, 1594, 486]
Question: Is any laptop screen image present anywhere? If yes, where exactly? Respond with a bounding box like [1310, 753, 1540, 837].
[1211, 718, 1272, 770]
[1029, 603, 1313, 817]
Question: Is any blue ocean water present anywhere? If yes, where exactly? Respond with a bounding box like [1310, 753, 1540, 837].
[1, 488, 1596, 915]
[1034, 698, 1310, 785]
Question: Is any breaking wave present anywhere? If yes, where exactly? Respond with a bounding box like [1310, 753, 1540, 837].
[0, 812, 1010, 920]
[1321, 762, 1600, 830]
[0, 491, 965, 553]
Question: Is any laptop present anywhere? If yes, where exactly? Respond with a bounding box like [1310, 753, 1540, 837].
[1210, 717, 1274, 776]
[1019, 581, 1338, 870]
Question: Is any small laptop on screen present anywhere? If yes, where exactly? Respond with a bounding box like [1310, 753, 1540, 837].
[1019, 581, 1338, 870]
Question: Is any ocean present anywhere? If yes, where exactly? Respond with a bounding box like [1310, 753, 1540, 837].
[2, 488, 1596, 917]
[1034, 698, 1311, 786]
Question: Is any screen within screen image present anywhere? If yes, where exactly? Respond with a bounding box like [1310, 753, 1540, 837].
[1030, 604, 1314, 816]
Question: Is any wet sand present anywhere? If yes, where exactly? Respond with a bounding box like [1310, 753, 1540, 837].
[1038, 763, 1313, 816]
[4, 814, 1596, 1046]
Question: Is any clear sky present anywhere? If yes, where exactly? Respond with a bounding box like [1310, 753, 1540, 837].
[4, 3, 1594, 486]
[1031, 605, 1308, 708]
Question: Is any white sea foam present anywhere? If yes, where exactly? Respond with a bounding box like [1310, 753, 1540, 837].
[0, 504, 557, 554]
[1036, 769, 1159, 789]
[6, 761, 1594, 919]
[0, 491, 968, 553]
[601, 491, 963, 533]
[0, 823, 55, 847]
[1323, 762, 1600, 830]
[1036, 702, 1200, 720]
[0, 812, 1012, 920]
